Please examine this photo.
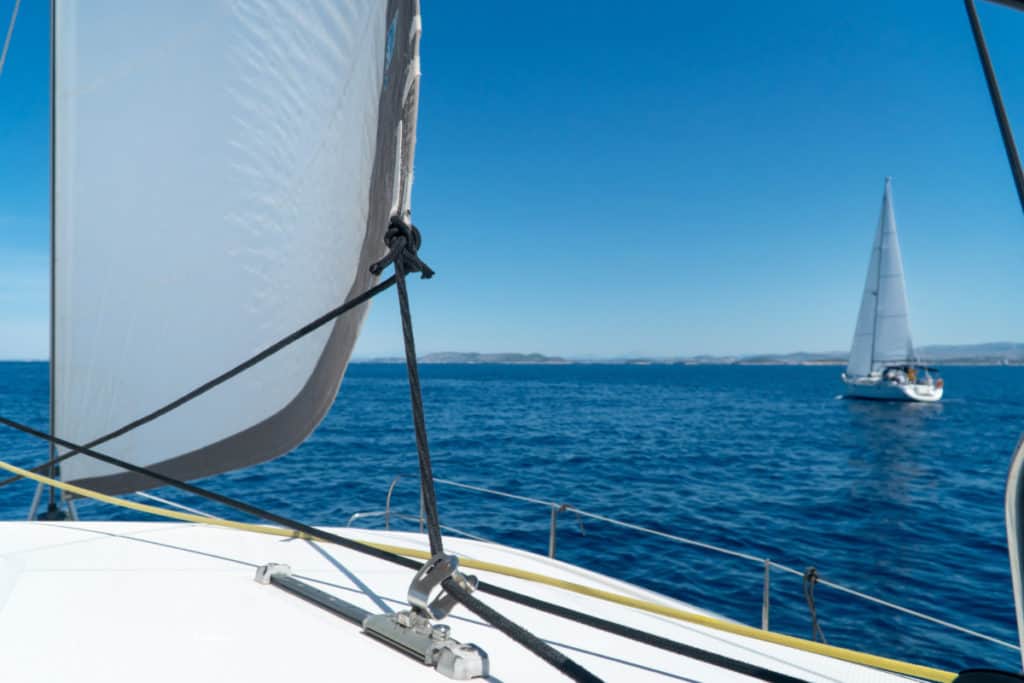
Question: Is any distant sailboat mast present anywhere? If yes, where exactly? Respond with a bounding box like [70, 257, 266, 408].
[867, 201, 883, 373]
[846, 177, 916, 378]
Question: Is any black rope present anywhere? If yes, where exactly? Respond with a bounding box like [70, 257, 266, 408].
[443, 578, 603, 683]
[965, 0, 1024, 215]
[0, 275, 397, 489]
[1, 413, 811, 681]
[478, 582, 811, 683]
[0, 414, 422, 567]
[370, 215, 444, 556]
[802, 567, 826, 644]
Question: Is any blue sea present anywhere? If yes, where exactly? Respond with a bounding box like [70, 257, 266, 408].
[0, 361, 1021, 673]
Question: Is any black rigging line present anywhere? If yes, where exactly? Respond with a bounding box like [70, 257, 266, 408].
[0, 276, 397, 490]
[369, 216, 444, 556]
[478, 582, 810, 683]
[443, 580, 603, 683]
[965, 0, 1024, 215]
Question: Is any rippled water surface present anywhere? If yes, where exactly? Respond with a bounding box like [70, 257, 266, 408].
[1, 361, 1021, 672]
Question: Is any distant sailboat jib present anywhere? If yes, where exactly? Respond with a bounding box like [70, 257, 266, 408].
[842, 178, 943, 403]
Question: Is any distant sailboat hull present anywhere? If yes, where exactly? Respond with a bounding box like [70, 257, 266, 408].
[843, 178, 942, 402]
[842, 376, 943, 403]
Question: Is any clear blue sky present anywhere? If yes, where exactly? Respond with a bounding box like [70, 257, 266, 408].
[1, 1, 1022, 360]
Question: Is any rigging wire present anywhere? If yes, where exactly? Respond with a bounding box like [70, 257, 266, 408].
[0, 0, 20, 81]
[964, 0, 1024, 214]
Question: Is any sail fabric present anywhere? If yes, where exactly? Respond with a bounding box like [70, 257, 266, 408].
[54, 0, 421, 494]
[846, 179, 915, 378]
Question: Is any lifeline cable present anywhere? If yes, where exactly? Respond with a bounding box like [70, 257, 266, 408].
[0, 275, 397, 489]
[0, 454, 960, 682]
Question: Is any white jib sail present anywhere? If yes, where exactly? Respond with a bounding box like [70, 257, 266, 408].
[54, 0, 421, 493]
[846, 178, 915, 378]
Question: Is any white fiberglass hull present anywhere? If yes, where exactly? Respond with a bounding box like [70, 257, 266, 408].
[843, 377, 943, 402]
[0, 521, 931, 682]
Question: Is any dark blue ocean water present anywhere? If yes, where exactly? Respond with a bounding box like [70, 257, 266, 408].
[0, 361, 1021, 672]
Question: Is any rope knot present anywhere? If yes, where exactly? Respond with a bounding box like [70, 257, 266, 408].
[370, 215, 435, 279]
[802, 566, 827, 643]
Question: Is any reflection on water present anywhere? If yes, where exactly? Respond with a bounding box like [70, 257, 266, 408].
[839, 398, 950, 617]
[844, 398, 946, 499]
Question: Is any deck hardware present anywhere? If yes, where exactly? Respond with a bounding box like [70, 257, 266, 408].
[408, 553, 478, 619]
[363, 609, 488, 680]
[363, 554, 487, 679]
[255, 561, 487, 679]
[254, 563, 291, 584]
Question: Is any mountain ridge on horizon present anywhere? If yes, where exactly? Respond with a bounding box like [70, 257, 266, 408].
[351, 342, 1024, 365]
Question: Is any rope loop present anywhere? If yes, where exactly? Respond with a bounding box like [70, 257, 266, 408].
[370, 215, 435, 279]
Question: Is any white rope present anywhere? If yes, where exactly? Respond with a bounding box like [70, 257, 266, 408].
[0, 0, 21, 80]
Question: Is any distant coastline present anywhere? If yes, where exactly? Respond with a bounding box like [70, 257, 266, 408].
[353, 343, 1024, 366]
[6, 343, 1024, 366]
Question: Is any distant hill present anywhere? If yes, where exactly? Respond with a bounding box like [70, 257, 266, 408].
[915, 342, 1024, 363]
[683, 343, 1024, 365]
[419, 352, 570, 364]
[347, 343, 1024, 366]
[352, 352, 570, 364]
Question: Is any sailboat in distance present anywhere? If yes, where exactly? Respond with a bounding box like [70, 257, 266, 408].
[842, 178, 943, 402]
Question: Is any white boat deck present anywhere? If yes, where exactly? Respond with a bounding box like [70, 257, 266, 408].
[0, 521, 931, 682]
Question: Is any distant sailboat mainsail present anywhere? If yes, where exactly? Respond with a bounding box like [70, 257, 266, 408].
[846, 178, 916, 378]
[54, 0, 421, 494]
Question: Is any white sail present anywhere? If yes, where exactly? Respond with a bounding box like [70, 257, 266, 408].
[54, 0, 421, 494]
[846, 178, 915, 378]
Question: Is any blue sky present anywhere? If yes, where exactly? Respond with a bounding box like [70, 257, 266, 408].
[1, 1, 1022, 359]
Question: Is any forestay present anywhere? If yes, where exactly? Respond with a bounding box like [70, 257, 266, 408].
[54, 0, 421, 494]
[846, 178, 916, 378]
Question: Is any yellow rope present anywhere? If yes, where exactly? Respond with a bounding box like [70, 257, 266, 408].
[0, 459, 955, 682]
